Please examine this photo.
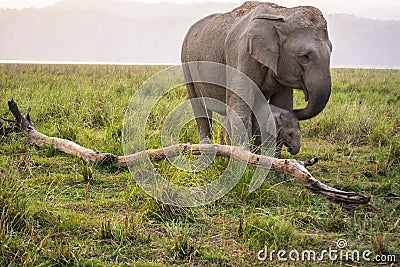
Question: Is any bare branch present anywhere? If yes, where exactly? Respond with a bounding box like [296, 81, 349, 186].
[4, 99, 370, 215]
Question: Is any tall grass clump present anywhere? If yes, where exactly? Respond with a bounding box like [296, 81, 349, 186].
[163, 220, 199, 260]
[0, 160, 32, 265]
[298, 69, 400, 147]
[302, 97, 394, 146]
[241, 210, 296, 249]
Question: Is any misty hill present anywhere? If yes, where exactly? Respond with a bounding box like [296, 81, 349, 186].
[327, 14, 400, 67]
[0, 0, 399, 68]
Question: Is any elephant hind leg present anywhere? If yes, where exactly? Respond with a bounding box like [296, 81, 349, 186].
[186, 90, 213, 141]
[195, 109, 213, 141]
[187, 87, 213, 141]
[183, 65, 213, 142]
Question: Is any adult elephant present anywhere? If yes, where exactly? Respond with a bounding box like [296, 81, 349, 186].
[181, 1, 332, 147]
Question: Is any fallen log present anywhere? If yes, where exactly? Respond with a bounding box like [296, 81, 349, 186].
[3, 99, 370, 215]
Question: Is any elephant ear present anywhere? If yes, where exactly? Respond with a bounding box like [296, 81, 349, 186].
[276, 112, 284, 128]
[247, 14, 284, 76]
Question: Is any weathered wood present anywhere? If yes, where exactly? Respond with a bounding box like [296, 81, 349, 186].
[3, 99, 370, 215]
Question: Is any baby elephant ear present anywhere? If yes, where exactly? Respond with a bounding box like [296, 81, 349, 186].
[247, 14, 284, 76]
[275, 112, 285, 128]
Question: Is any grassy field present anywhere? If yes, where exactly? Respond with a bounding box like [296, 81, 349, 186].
[0, 64, 399, 266]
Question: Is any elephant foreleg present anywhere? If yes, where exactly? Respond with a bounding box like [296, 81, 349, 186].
[269, 87, 293, 157]
[269, 87, 294, 111]
[226, 90, 252, 147]
[251, 114, 262, 152]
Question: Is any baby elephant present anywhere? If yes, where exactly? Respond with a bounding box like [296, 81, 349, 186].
[254, 104, 301, 156]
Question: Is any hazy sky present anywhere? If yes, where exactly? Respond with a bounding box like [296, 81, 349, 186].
[0, 0, 399, 20]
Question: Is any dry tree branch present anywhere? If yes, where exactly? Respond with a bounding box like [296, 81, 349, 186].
[3, 99, 370, 215]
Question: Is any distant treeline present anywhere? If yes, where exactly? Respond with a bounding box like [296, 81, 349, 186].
[0, 0, 399, 68]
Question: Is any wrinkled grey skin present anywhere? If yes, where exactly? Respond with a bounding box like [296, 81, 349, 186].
[223, 103, 301, 155]
[259, 104, 301, 156]
[182, 1, 332, 146]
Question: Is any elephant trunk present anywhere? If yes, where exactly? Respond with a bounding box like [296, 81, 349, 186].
[288, 145, 300, 155]
[294, 73, 331, 120]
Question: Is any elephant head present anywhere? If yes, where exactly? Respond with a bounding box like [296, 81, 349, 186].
[270, 105, 301, 155]
[247, 5, 332, 120]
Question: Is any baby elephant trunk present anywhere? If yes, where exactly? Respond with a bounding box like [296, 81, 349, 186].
[287, 141, 300, 155]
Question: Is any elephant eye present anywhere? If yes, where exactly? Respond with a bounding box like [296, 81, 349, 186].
[299, 54, 311, 65]
[288, 132, 294, 138]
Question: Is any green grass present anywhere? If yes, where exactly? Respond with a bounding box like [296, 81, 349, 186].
[0, 64, 399, 266]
